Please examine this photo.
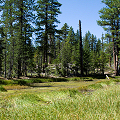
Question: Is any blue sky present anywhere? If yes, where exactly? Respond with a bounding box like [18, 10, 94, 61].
[57, 0, 106, 39]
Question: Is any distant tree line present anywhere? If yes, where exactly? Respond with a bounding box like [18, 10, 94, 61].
[0, 0, 119, 78]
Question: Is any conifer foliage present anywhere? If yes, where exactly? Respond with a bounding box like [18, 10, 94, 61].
[0, 0, 119, 78]
[0, 0, 35, 78]
[35, 0, 61, 73]
[97, 0, 120, 75]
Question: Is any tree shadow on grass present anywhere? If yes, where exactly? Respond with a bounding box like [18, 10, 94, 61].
[13, 77, 68, 86]
[86, 74, 106, 79]
[29, 85, 53, 87]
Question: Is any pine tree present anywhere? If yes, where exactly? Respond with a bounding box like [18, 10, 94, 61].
[61, 23, 69, 44]
[66, 26, 75, 62]
[97, 0, 120, 75]
[55, 23, 69, 69]
[61, 41, 71, 76]
[90, 34, 97, 73]
[0, 0, 35, 78]
[95, 38, 102, 73]
[0, 0, 11, 78]
[7, 0, 15, 78]
[55, 30, 63, 63]
[73, 30, 80, 76]
[104, 30, 113, 67]
[10, 0, 35, 78]
[0, 27, 4, 76]
[48, 0, 61, 63]
[34, 46, 42, 77]
[35, 0, 61, 73]
[83, 31, 91, 75]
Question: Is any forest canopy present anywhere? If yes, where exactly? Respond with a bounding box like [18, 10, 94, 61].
[0, 0, 120, 78]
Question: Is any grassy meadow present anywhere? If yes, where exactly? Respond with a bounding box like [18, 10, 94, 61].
[0, 76, 120, 119]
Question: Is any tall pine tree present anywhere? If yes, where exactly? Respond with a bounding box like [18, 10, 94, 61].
[35, 0, 61, 73]
[97, 0, 120, 75]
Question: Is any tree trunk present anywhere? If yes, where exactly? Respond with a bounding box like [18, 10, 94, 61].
[8, 3, 13, 79]
[112, 36, 116, 73]
[43, 4, 48, 73]
[17, 59, 21, 79]
[4, 41, 6, 78]
[79, 20, 83, 76]
[48, 34, 52, 64]
[102, 33, 104, 75]
[115, 19, 119, 76]
[17, 0, 23, 78]
[109, 37, 111, 67]
[25, 63, 27, 77]
[109, 56, 111, 67]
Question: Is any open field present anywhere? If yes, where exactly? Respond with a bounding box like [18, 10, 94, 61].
[0, 77, 120, 119]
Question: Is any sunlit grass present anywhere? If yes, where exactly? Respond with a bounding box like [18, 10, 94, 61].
[0, 83, 120, 119]
[0, 76, 120, 119]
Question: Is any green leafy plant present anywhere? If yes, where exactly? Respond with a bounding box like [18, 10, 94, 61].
[0, 86, 7, 92]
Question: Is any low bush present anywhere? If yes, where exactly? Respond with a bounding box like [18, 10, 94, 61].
[17, 80, 27, 86]
[0, 80, 13, 85]
[0, 86, 7, 92]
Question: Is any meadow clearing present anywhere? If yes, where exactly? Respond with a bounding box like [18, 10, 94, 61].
[0, 77, 120, 120]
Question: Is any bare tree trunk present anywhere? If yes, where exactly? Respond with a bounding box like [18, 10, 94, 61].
[17, 0, 23, 78]
[116, 52, 118, 75]
[109, 57, 111, 67]
[79, 20, 83, 76]
[113, 37, 116, 71]
[8, 3, 13, 79]
[25, 63, 27, 77]
[48, 34, 52, 64]
[4, 41, 6, 78]
[24, 24, 27, 77]
[43, 4, 48, 73]
[115, 19, 119, 76]
[102, 33, 104, 75]
[54, 38, 56, 59]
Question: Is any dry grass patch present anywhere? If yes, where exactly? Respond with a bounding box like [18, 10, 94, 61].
[3, 85, 29, 90]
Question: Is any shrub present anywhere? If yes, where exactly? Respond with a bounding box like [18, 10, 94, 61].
[0, 80, 13, 85]
[17, 80, 27, 86]
[0, 86, 7, 92]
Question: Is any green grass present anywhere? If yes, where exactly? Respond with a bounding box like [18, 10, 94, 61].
[0, 76, 120, 119]
[0, 84, 120, 119]
[0, 76, 120, 91]
[0, 77, 99, 91]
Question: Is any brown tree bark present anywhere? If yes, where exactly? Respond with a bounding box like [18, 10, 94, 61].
[17, 0, 23, 78]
